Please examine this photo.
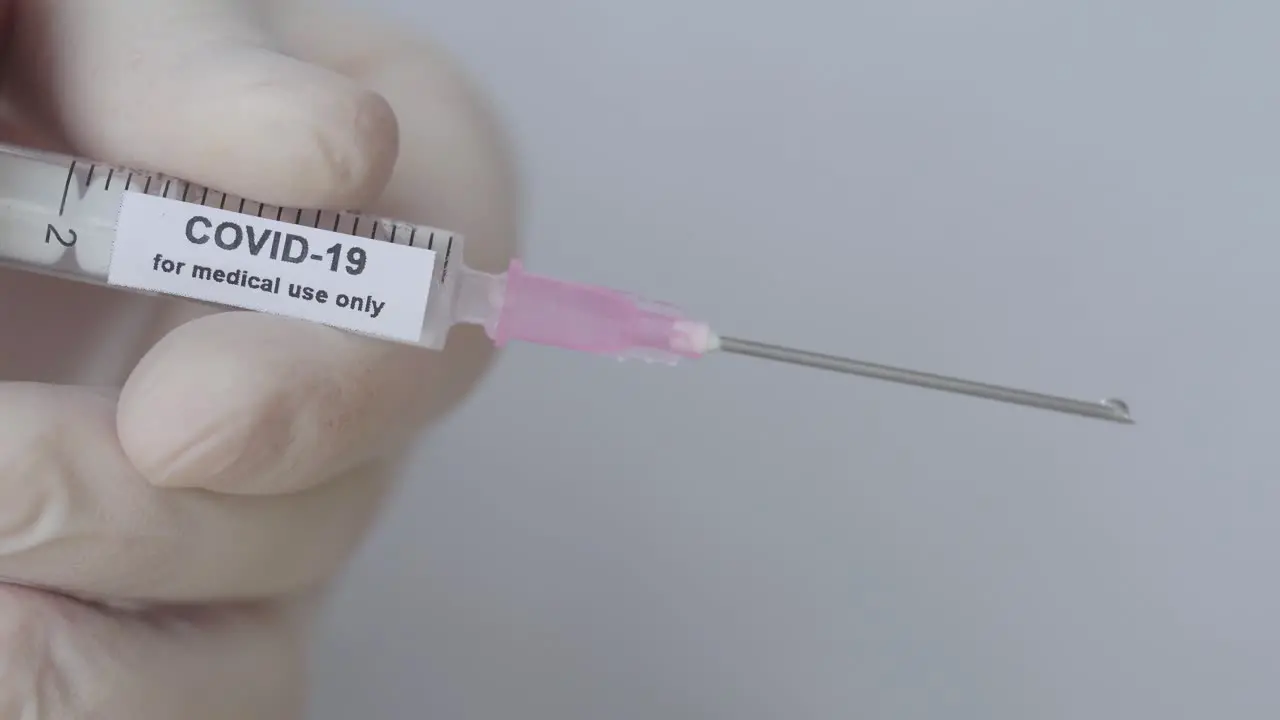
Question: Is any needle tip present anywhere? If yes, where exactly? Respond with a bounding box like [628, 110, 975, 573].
[1102, 398, 1135, 424]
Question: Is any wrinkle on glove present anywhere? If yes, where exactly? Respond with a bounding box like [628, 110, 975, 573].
[0, 585, 304, 719]
[0, 383, 392, 603]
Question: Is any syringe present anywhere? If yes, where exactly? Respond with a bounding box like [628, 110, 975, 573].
[0, 141, 1134, 424]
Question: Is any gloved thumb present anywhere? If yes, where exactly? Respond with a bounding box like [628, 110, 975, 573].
[7, 0, 398, 209]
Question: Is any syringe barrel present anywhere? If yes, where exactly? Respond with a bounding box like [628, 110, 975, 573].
[0, 142, 710, 364]
[0, 142, 471, 350]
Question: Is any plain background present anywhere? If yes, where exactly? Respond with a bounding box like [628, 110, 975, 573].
[312, 1, 1277, 718]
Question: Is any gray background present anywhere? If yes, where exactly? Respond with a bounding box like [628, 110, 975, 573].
[313, 1, 1278, 718]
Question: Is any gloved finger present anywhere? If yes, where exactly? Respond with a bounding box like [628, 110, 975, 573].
[9, 0, 398, 210]
[118, 1, 519, 495]
[0, 586, 306, 720]
[264, 0, 519, 272]
[0, 382, 392, 602]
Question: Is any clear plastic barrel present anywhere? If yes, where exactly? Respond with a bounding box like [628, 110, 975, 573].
[0, 142, 481, 350]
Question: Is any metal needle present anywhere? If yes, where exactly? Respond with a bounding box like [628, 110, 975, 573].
[714, 336, 1134, 425]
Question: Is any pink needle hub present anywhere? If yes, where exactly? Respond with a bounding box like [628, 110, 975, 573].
[490, 260, 716, 364]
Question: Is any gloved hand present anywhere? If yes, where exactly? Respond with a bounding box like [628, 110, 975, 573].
[0, 0, 517, 717]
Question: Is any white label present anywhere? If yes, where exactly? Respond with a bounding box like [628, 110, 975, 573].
[108, 193, 436, 343]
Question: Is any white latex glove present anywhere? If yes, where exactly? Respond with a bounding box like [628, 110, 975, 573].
[0, 0, 517, 716]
